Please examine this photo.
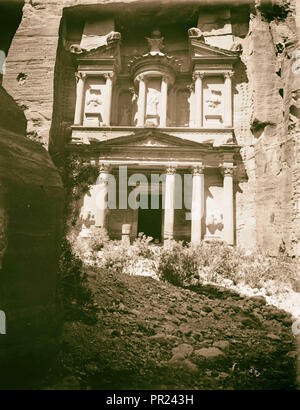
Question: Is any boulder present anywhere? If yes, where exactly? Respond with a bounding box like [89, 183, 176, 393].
[194, 347, 225, 359]
[171, 343, 193, 360]
[213, 340, 230, 352]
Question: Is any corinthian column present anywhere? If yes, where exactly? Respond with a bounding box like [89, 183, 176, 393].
[194, 72, 204, 128]
[95, 163, 110, 228]
[160, 75, 168, 127]
[104, 73, 114, 126]
[163, 166, 176, 242]
[136, 74, 146, 127]
[74, 72, 86, 125]
[224, 71, 233, 127]
[191, 165, 205, 245]
[222, 165, 234, 245]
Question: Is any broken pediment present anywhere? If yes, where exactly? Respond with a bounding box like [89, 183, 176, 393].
[189, 38, 238, 66]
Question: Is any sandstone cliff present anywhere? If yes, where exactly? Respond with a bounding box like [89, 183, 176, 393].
[0, 15, 64, 383]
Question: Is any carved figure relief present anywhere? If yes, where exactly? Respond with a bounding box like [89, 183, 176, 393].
[206, 209, 224, 234]
[86, 88, 103, 112]
[206, 89, 222, 110]
[146, 29, 164, 55]
[146, 87, 161, 116]
[84, 85, 105, 125]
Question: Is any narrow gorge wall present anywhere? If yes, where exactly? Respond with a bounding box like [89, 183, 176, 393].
[2, 0, 299, 255]
[0, 0, 64, 387]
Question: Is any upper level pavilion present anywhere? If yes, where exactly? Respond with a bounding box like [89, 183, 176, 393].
[69, 17, 239, 147]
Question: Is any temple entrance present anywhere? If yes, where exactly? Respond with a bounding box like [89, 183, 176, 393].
[137, 194, 162, 242]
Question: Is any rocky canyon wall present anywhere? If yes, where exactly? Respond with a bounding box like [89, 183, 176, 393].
[0, 0, 64, 387]
[2, 0, 299, 255]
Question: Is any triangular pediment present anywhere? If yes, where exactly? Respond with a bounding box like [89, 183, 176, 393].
[189, 39, 238, 60]
[99, 130, 203, 148]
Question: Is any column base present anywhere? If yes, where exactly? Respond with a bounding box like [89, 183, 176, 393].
[203, 234, 223, 243]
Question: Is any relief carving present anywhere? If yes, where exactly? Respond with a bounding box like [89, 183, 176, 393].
[86, 88, 103, 112]
[206, 209, 224, 234]
[147, 87, 161, 116]
[206, 89, 222, 109]
[146, 29, 164, 55]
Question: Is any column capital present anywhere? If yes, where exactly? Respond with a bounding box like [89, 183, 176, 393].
[187, 83, 194, 92]
[75, 71, 86, 83]
[192, 165, 205, 176]
[193, 71, 205, 81]
[136, 73, 145, 82]
[223, 71, 234, 79]
[103, 72, 114, 80]
[161, 74, 169, 83]
[220, 164, 235, 177]
[165, 165, 177, 175]
[99, 162, 110, 173]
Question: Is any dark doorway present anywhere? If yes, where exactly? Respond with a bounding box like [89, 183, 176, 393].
[137, 194, 162, 242]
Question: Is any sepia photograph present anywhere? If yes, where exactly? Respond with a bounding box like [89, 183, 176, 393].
[0, 0, 299, 395]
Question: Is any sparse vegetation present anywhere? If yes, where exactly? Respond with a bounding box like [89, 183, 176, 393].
[82, 234, 299, 298]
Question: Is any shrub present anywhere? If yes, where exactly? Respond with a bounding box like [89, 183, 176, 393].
[58, 239, 98, 324]
[131, 233, 155, 259]
[87, 226, 110, 252]
[157, 241, 199, 286]
[156, 240, 299, 296]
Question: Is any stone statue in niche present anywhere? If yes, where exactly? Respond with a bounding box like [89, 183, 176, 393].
[206, 209, 224, 234]
[146, 87, 161, 117]
[146, 29, 164, 55]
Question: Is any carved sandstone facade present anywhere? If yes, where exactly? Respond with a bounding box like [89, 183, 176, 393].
[3, 1, 299, 253]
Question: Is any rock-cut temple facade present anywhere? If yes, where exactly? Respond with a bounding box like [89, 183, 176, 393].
[3, 1, 300, 254]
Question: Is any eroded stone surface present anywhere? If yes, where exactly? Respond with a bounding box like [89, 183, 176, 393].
[0, 85, 64, 387]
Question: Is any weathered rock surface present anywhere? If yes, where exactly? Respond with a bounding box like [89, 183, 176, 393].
[0, 86, 64, 387]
